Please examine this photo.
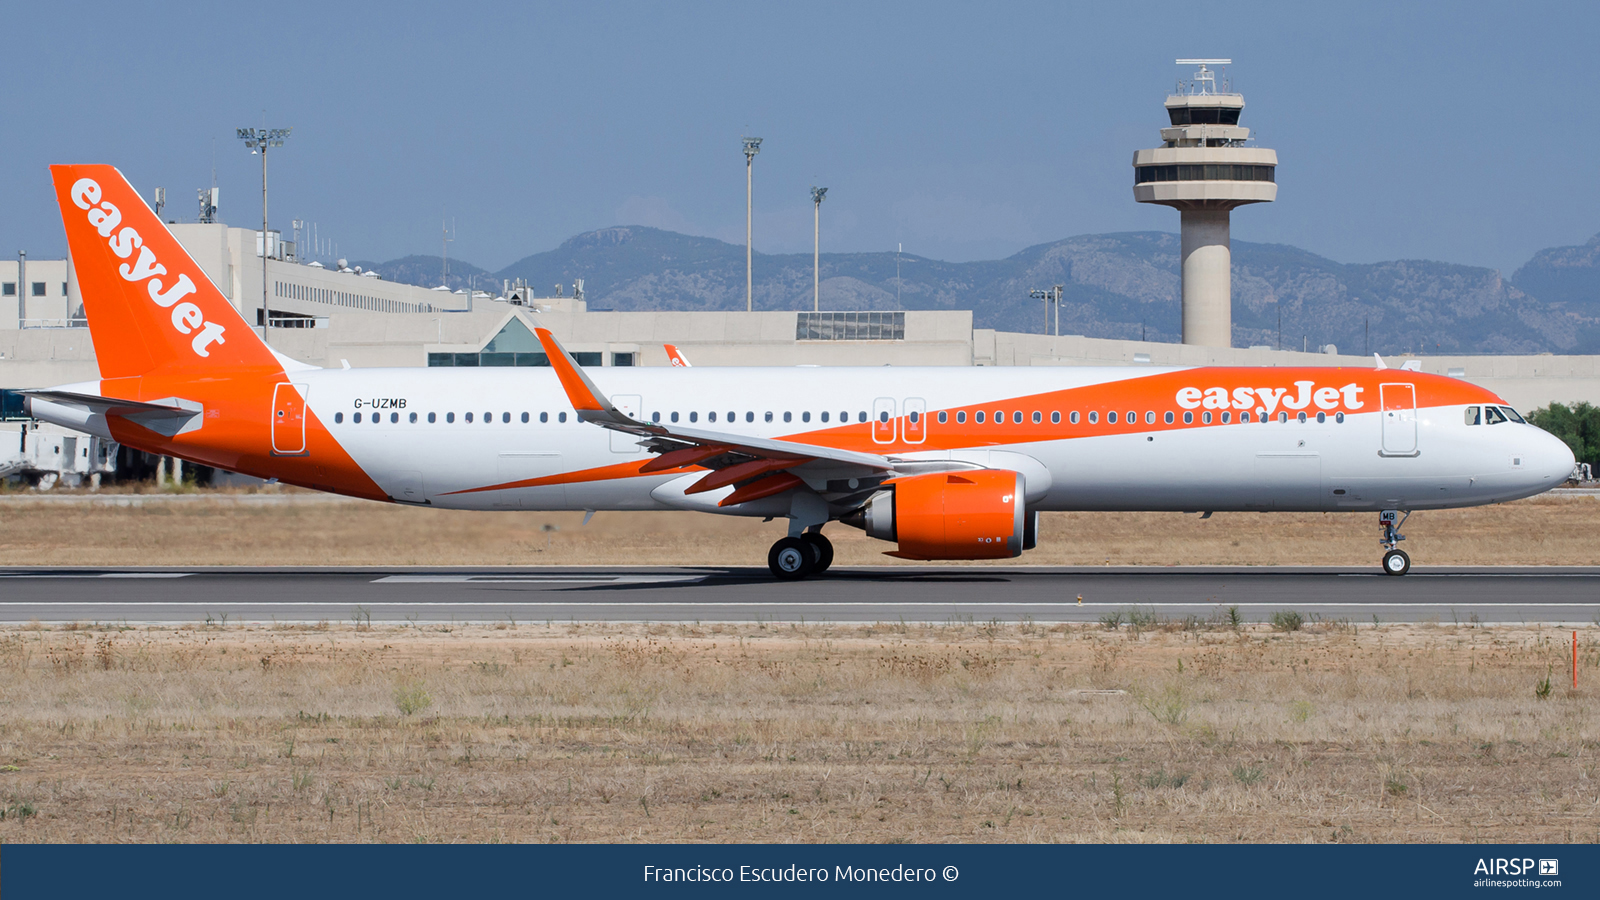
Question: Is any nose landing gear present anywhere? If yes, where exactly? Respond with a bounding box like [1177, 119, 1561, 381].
[1380, 509, 1410, 576]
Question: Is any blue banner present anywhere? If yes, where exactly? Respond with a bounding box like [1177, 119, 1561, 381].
[5, 843, 1594, 898]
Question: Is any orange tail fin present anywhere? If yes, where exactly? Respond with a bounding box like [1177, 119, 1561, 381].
[50, 165, 280, 379]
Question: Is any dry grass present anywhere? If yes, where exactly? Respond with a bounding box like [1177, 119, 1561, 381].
[0, 620, 1594, 843]
[0, 491, 1597, 567]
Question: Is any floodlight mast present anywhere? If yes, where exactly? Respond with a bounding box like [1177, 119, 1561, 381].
[811, 186, 827, 312]
[236, 126, 292, 340]
[743, 137, 762, 312]
[1028, 285, 1063, 336]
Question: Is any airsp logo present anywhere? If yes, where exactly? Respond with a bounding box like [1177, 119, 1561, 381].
[1539, 859, 1559, 876]
[1473, 858, 1545, 876]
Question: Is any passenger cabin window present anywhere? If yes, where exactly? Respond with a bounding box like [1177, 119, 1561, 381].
[1013, 411, 1023, 424]
[975, 411, 985, 424]
[1465, 406, 1480, 425]
[1069, 412, 1079, 424]
[1221, 412, 1231, 424]
[689, 412, 698, 423]
[559, 412, 567, 423]
[1164, 411, 1174, 424]
[1088, 412, 1098, 424]
[671, 412, 679, 423]
[784, 412, 792, 423]
[747, 412, 756, 423]
[1202, 412, 1213, 424]
[1182, 412, 1192, 424]
[956, 411, 967, 424]
[428, 412, 437, 423]
[446, 413, 455, 423]
[1050, 412, 1060, 424]
[521, 412, 529, 423]
[541, 412, 550, 423]
[465, 412, 474, 423]
[392, 413, 400, 423]
[335, 412, 344, 424]
[858, 412, 867, 423]
[1032, 411, 1041, 424]
[821, 412, 831, 423]
[938, 411, 947, 424]
[1484, 406, 1507, 425]
[353, 412, 362, 423]
[1108, 411, 1118, 424]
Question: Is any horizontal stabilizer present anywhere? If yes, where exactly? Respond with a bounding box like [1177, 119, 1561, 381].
[20, 389, 200, 418]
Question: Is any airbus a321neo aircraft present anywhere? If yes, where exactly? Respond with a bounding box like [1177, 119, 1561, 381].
[24, 165, 1576, 579]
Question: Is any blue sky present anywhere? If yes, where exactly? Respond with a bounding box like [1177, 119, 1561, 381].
[4, 1, 1597, 274]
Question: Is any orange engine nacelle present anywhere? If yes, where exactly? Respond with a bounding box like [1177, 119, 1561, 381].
[853, 470, 1028, 560]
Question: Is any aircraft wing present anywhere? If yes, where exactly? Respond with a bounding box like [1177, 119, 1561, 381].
[533, 327, 894, 476]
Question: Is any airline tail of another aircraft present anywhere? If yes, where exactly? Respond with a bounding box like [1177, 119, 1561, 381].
[50, 164, 281, 380]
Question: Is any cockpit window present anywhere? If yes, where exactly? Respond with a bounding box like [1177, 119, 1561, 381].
[1501, 406, 1525, 424]
[1483, 406, 1507, 425]
[1464, 406, 1480, 426]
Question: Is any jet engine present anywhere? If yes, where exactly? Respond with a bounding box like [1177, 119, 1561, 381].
[843, 469, 1032, 560]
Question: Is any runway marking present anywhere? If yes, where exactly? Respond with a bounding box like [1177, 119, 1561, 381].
[1336, 573, 1600, 578]
[371, 575, 706, 585]
[0, 601, 1594, 608]
[0, 573, 194, 579]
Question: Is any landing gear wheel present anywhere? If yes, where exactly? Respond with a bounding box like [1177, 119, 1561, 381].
[801, 532, 834, 575]
[768, 537, 814, 580]
[1382, 549, 1411, 576]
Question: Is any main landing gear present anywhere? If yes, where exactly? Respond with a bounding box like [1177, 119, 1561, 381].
[767, 531, 834, 580]
[1380, 509, 1410, 576]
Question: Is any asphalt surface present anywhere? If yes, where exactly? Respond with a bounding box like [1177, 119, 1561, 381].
[0, 566, 1596, 625]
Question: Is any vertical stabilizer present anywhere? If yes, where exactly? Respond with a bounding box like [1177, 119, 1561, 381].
[50, 164, 279, 379]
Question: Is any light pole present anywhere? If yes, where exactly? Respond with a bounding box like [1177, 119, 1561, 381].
[1029, 285, 1063, 336]
[237, 126, 292, 340]
[742, 137, 762, 312]
[810, 186, 827, 312]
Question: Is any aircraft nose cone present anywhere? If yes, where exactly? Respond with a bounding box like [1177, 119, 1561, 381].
[1535, 428, 1576, 485]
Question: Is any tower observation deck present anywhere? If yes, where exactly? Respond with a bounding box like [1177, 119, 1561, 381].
[1133, 60, 1277, 347]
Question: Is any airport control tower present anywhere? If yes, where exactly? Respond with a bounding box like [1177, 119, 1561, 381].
[1133, 60, 1277, 347]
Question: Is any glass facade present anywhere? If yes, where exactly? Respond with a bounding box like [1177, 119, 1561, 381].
[428, 317, 602, 367]
[796, 311, 906, 341]
[1136, 164, 1275, 184]
[1166, 106, 1242, 126]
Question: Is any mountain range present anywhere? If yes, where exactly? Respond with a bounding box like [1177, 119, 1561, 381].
[356, 228, 1600, 355]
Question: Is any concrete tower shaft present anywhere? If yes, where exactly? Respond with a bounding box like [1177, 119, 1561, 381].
[1132, 60, 1277, 348]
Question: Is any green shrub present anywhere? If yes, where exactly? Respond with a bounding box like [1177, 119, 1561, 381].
[1269, 610, 1304, 632]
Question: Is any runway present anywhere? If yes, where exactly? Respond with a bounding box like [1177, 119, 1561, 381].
[0, 566, 1597, 625]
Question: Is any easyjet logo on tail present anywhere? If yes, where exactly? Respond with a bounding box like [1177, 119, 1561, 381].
[1176, 381, 1364, 414]
[69, 178, 227, 358]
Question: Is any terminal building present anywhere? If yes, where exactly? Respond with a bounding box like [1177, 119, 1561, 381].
[4, 59, 1599, 485]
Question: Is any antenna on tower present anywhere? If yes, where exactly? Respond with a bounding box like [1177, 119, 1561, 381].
[1175, 59, 1232, 94]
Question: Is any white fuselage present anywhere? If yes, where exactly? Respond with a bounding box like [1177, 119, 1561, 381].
[294, 365, 1572, 514]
